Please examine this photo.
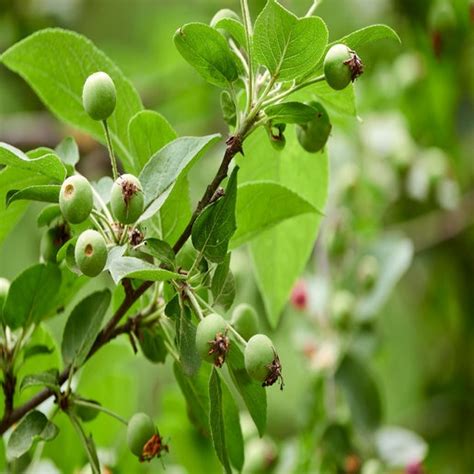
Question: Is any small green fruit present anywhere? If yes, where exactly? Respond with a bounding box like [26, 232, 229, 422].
[59, 175, 93, 224]
[110, 174, 145, 224]
[196, 313, 229, 367]
[231, 304, 259, 341]
[245, 334, 283, 389]
[74, 230, 107, 277]
[323, 44, 363, 90]
[82, 72, 116, 121]
[296, 102, 332, 153]
[127, 413, 156, 458]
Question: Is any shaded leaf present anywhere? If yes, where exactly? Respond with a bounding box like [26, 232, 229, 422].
[61, 290, 111, 367]
[36, 204, 61, 227]
[3, 264, 61, 329]
[174, 362, 211, 435]
[227, 342, 267, 436]
[192, 167, 238, 263]
[179, 307, 201, 376]
[20, 370, 59, 392]
[335, 352, 382, 432]
[139, 327, 167, 364]
[7, 411, 59, 459]
[6, 185, 61, 207]
[211, 254, 235, 310]
[143, 238, 176, 268]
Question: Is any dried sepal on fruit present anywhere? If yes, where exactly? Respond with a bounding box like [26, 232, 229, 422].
[196, 313, 230, 367]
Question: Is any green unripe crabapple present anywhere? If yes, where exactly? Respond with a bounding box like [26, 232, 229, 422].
[196, 313, 229, 367]
[323, 44, 363, 91]
[296, 102, 332, 153]
[231, 304, 259, 341]
[127, 412, 156, 458]
[59, 175, 93, 224]
[110, 174, 145, 224]
[244, 334, 283, 389]
[74, 230, 107, 277]
[82, 72, 116, 121]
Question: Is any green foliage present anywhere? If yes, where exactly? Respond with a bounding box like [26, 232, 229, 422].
[1, 28, 143, 171]
[240, 128, 328, 325]
[7, 411, 58, 459]
[253, 0, 328, 81]
[2, 264, 61, 329]
[0, 143, 66, 182]
[61, 290, 111, 367]
[192, 167, 238, 263]
[0, 1, 406, 472]
[174, 23, 239, 88]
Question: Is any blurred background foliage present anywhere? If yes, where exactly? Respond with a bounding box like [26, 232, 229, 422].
[0, 0, 473, 473]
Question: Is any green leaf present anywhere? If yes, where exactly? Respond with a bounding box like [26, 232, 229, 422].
[6, 185, 61, 207]
[61, 290, 111, 367]
[209, 369, 244, 472]
[37, 204, 61, 227]
[220, 90, 237, 127]
[179, 307, 201, 376]
[2, 264, 61, 329]
[213, 17, 246, 47]
[143, 238, 176, 268]
[334, 24, 401, 50]
[174, 362, 210, 436]
[238, 127, 328, 325]
[0, 167, 48, 246]
[7, 411, 59, 459]
[231, 181, 319, 248]
[55, 136, 79, 167]
[208, 369, 231, 474]
[335, 352, 382, 432]
[0, 142, 66, 182]
[293, 80, 356, 117]
[174, 22, 239, 88]
[1, 28, 143, 172]
[23, 344, 54, 360]
[156, 175, 192, 245]
[192, 167, 238, 263]
[227, 342, 267, 436]
[92, 177, 113, 206]
[20, 370, 59, 392]
[108, 256, 184, 284]
[128, 110, 177, 174]
[138, 327, 167, 364]
[264, 102, 318, 124]
[211, 254, 235, 311]
[253, 0, 328, 81]
[138, 134, 220, 222]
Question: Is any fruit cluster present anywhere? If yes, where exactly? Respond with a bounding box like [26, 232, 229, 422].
[196, 305, 284, 390]
[269, 43, 363, 154]
[41, 72, 145, 276]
